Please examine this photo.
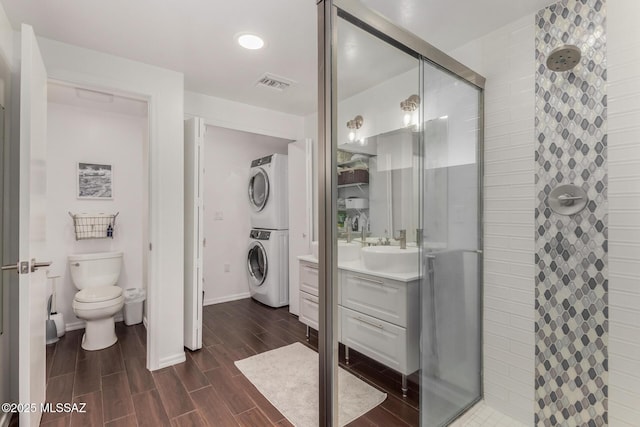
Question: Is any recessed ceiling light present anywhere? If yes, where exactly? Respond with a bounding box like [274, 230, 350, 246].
[237, 34, 264, 50]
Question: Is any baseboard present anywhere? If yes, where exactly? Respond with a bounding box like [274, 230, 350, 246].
[65, 320, 86, 331]
[65, 314, 124, 331]
[157, 351, 186, 369]
[203, 292, 251, 306]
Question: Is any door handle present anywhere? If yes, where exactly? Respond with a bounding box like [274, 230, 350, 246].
[2, 261, 32, 274]
[1, 263, 18, 271]
[30, 259, 52, 273]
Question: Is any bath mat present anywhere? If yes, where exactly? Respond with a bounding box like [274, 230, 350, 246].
[234, 342, 387, 426]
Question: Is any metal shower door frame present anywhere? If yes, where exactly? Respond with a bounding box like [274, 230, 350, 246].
[317, 1, 486, 424]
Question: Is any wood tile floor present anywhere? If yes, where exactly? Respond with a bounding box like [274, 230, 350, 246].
[40, 298, 419, 426]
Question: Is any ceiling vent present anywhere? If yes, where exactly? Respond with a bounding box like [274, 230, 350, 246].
[256, 73, 295, 92]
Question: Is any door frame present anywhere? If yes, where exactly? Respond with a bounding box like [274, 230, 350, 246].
[42, 73, 169, 371]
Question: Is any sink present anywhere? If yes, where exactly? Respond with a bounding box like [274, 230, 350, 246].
[361, 246, 419, 274]
[338, 241, 361, 262]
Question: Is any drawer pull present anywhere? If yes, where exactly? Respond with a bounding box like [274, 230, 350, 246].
[352, 275, 384, 286]
[356, 316, 384, 330]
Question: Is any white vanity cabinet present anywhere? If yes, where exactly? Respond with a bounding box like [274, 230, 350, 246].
[298, 260, 319, 331]
[339, 270, 419, 396]
[297, 257, 420, 396]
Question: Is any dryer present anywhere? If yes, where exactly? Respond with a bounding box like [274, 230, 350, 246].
[247, 228, 289, 307]
[248, 154, 288, 230]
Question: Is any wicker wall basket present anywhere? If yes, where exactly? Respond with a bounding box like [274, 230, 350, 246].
[338, 168, 369, 185]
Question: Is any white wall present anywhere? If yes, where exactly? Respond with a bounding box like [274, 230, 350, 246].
[185, 91, 304, 141]
[37, 36, 185, 370]
[607, 0, 640, 424]
[450, 15, 536, 426]
[45, 100, 147, 331]
[202, 126, 290, 305]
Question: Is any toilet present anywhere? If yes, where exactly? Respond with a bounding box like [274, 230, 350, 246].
[69, 251, 125, 351]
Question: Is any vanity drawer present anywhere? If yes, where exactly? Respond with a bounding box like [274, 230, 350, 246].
[299, 291, 318, 330]
[341, 271, 407, 327]
[340, 306, 407, 373]
[300, 261, 319, 297]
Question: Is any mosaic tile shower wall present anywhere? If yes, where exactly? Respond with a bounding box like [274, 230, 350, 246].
[534, 0, 608, 426]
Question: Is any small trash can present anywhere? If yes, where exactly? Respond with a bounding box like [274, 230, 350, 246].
[123, 288, 146, 326]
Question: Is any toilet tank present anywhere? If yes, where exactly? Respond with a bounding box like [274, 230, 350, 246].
[68, 251, 123, 289]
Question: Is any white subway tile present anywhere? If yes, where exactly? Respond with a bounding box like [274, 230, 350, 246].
[608, 305, 640, 327]
[510, 339, 534, 358]
[485, 332, 511, 351]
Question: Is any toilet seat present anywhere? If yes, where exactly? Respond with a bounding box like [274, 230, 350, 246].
[75, 285, 123, 303]
[73, 286, 124, 312]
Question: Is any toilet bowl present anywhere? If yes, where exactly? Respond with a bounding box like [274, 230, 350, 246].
[69, 251, 124, 351]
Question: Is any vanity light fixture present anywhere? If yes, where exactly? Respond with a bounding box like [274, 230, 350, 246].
[400, 94, 420, 126]
[237, 33, 265, 50]
[346, 115, 364, 144]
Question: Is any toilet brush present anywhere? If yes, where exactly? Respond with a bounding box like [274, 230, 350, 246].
[46, 295, 59, 345]
[49, 275, 65, 337]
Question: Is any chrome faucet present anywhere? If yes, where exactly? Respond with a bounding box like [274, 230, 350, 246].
[416, 228, 423, 248]
[394, 229, 407, 249]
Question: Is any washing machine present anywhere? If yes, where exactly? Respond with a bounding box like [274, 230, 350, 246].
[247, 229, 289, 307]
[248, 154, 288, 230]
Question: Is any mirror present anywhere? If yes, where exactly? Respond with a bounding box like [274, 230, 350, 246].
[339, 117, 448, 248]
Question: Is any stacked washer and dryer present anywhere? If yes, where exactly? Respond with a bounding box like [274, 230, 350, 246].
[247, 154, 289, 307]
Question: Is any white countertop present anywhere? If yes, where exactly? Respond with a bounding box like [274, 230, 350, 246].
[297, 254, 419, 282]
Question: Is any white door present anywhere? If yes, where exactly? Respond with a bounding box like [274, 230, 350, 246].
[287, 139, 312, 315]
[183, 117, 204, 350]
[15, 24, 49, 427]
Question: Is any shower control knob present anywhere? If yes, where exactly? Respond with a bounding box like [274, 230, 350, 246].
[548, 184, 588, 216]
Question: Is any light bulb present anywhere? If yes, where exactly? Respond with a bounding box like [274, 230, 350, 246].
[403, 113, 412, 126]
[348, 130, 356, 142]
[358, 137, 367, 146]
[237, 34, 264, 50]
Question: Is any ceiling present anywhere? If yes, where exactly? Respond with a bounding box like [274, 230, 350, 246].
[1, 0, 553, 116]
[48, 82, 148, 117]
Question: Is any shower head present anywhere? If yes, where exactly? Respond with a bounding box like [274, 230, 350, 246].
[546, 45, 581, 72]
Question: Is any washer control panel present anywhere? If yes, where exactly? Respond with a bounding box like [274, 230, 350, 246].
[250, 229, 271, 240]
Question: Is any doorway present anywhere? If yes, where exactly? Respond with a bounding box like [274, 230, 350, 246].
[44, 81, 150, 335]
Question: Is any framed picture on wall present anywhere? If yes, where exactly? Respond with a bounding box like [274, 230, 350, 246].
[77, 162, 113, 199]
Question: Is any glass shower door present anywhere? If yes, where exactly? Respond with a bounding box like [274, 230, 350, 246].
[334, 12, 423, 425]
[319, 1, 484, 425]
[420, 61, 483, 425]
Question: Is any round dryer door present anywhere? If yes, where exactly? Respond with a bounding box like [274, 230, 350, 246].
[247, 241, 268, 287]
[248, 168, 269, 212]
